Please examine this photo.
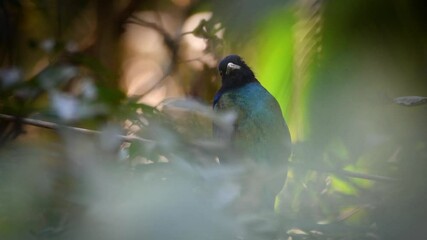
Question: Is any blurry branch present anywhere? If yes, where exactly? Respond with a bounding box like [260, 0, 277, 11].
[117, 0, 142, 34]
[0, 113, 153, 144]
[336, 169, 397, 182]
[177, 53, 211, 64]
[126, 15, 177, 97]
[127, 15, 178, 58]
[125, 15, 223, 99]
[138, 63, 174, 98]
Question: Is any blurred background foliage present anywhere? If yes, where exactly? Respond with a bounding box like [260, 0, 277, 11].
[1, 0, 427, 239]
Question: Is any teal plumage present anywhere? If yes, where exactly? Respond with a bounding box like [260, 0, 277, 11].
[213, 55, 291, 209]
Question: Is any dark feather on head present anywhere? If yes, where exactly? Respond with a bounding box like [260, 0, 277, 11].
[218, 55, 258, 91]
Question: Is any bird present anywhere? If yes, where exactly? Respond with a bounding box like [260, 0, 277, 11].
[213, 54, 292, 211]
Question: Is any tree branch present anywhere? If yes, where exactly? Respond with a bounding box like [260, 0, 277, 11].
[0, 113, 153, 144]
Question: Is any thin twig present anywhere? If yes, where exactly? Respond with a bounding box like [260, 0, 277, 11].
[290, 162, 397, 182]
[0, 113, 154, 144]
[337, 169, 397, 182]
[125, 15, 177, 98]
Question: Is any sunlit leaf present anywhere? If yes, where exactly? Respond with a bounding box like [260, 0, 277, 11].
[336, 206, 363, 222]
[330, 176, 358, 196]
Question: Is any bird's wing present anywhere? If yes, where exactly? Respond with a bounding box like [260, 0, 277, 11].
[213, 85, 292, 166]
[232, 87, 291, 165]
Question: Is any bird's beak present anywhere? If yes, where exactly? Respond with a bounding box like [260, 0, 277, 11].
[226, 62, 241, 75]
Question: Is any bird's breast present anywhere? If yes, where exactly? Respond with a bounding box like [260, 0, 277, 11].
[214, 83, 291, 165]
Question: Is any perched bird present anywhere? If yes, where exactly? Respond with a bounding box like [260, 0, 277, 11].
[213, 54, 292, 211]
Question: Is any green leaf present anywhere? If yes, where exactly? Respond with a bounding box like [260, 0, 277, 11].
[330, 176, 358, 196]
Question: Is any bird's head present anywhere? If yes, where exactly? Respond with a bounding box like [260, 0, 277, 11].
[218, 55, 257, 90]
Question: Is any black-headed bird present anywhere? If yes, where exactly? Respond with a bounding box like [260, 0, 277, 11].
[213, 54, 292, 211]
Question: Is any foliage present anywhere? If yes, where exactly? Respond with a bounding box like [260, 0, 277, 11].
[1, 0, 427, 240]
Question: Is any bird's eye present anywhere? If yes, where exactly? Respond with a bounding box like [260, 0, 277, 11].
[219, 71, 223, 76]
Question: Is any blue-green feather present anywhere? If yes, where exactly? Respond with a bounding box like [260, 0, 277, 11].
[214, 82, 291, 166]
[213, 55, 291, 209]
